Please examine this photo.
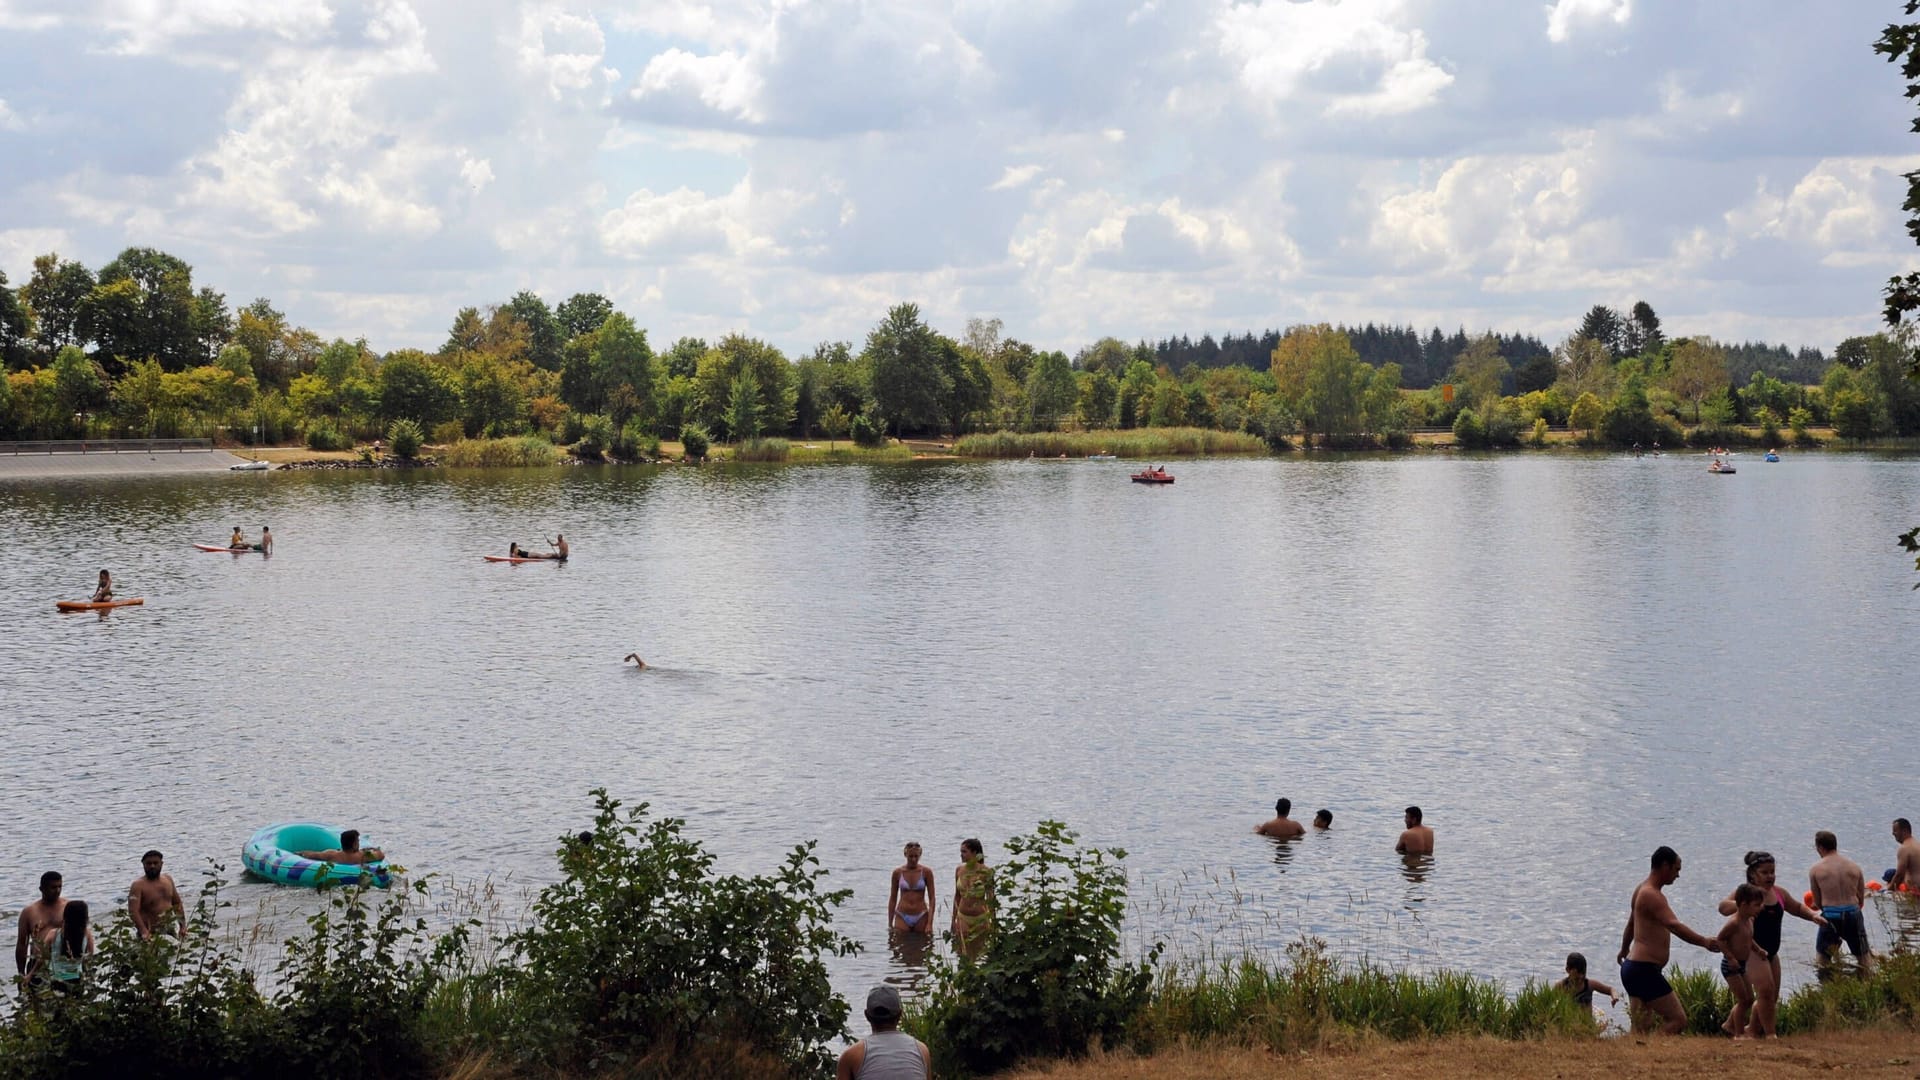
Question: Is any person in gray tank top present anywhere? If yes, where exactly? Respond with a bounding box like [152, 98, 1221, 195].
[835, 985, 930, 1079]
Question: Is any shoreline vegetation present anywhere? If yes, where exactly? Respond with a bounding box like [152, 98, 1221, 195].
[6, 797, 1917, 1079]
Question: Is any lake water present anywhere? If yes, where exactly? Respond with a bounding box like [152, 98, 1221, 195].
[4, 452, 1918, 1012]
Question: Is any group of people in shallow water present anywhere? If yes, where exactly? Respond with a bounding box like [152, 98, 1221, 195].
[13, 853, 187, 997]
[885, 840, 995, 956]
[1253, 797, 1434, 856]
[1597, 821, 1920, 1038]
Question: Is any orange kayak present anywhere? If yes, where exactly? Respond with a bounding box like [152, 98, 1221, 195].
[57, 598, 145, 611]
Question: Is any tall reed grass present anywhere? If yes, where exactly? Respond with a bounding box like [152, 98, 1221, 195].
[789, 442, 915, 463]
[439, 435, 561, 467]
[954, 428, 1267, 458]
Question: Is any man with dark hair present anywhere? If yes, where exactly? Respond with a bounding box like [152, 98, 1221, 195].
[1618, 846, 1721, 1034]
[1255, 797, 1305, 839]
[1892, 819, 1920, 892]
[1396, 806, 1433, 855]
[295, 829, 385, 866]
[129, 851, 185, 940]
[835, 985, 930, 1079]
[1810, 830, 1870, 973]
[1313, 809, 1333, 830]
[15, 872, 65, 978]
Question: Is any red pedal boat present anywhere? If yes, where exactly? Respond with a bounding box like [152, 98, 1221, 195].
[1130, 468, 1174, 484]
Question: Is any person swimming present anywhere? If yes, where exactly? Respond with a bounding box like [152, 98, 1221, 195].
[624, 654, 647, 668]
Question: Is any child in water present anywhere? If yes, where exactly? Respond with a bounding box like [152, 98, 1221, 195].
[1554, 952, 1617, 1012]
[1718, 884, 1765, 1039]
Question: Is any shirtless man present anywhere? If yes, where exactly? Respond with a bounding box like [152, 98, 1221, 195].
[1810, 830, 1871, 974]
[1891, 818, 1920, 892]
[15, 872, 66, 981]
[1395, 806, 1434, 855]
[1255, 797, 1305, 839]
[1617, 845, 1721, 1034]
[129, 851, 185, 940]
[295, 829, 385, 866]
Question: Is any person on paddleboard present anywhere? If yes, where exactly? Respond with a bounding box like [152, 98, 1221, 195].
[230, 526, 246, 549]
[91, 570, 112, 603]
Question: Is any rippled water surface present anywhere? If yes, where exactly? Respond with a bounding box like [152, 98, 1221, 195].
[4, 453, 1918, 1006]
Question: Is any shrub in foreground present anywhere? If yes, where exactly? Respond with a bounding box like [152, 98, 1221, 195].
[439, 435, 560, 467]
[387, 418, 424, 460]
[680, 423, 711, 460]
[733, 437, 791, 462]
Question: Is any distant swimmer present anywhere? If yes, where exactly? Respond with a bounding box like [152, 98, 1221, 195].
[1255, 798, 1305, 839]
[1395, 806, 1433, 855]
[295, 829, 385, 866]
[624, 654, 647, 669]
[1313, 809, 1333, 830]
[1617, 845, 1720, 1034]
[91, 570, 112, 603]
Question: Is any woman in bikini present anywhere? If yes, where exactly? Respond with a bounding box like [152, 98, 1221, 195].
[888, 842, 935, 935]
[951, 838, 994, 957]
[1717, 850, 1828, 1038]
[91, 570, 112, 603]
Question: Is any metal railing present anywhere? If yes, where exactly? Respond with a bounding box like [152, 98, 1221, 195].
[0, 438, 214, 455]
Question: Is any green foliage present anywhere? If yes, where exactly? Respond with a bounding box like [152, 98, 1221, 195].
[952, 428, 1266, 458]
[733, 437, 791, 462]
[305, 420, 351, 451]
[864, 303, 945, 435]
[1529, 417, 1549, 447]
[611, 418, 659, 462]
[726, 366, 763, 442]
[1789, 406, 1817, 445]
[1026, 350, 1079, 430]
[915, 822, 1159, 1076]
[1451, 407, 1487, 449]
[571, 413, 614, 459]
[679, 422, 711, 460]
[438, 435, 560, 467]
[848, 411, 886, 448]
[1902, 526, 1920, 589]
[492, 790, 858, 1075]
[387, 417, 424, 460]
[375, 350, 458, 427]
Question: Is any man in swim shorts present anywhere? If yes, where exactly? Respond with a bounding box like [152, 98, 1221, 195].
[1617, 845, 1720, 1034]
[1810, 830, 1871, 974]
[1891, 818, 1920, 892]
[15, 872, 65, 983]
[1255, 798, 1305, 839]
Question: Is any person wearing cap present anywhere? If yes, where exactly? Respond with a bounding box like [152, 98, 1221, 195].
[835, 985, 930, 1079]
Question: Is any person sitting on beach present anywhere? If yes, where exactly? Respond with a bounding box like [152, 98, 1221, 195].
[1554, 951, 1617, 1011]
[889, 842, 936, 935]
[15, 872, 66, 983]
[1313, 809, 1332, 830]
[1255, 798, 1305, 839]
[129, 851, 185, 941]
[1396, 806, 1434, 855]
[1717, 884, 1765, 1038]
[91, 570, 112, 603]
[295, 829, 385, 866]
[1891, 818, 1920, 892]
[624, 653, 647, 669]
[1810, 830, 1871, 974]
[835, 985, 931, 1080]
[28, 901, 92, 994]
[1617, 845, 1720, 1034]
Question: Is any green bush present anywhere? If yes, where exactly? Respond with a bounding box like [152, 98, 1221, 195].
[558, 411, 588, 445]
[1529, 417, 1550, 447]
[305, 421, 351, 452]
[430, 419, 466, 446]
[733, 437, 791, 462]
[1451, 408, 1487, 449]
[570, 413, 613, 460]
[439, 436, 560, 467]
[951, 428, 1266, 458]
[848, 412, 886, 448]
[387, 418, 424, 460]
[680, 423, 711, 461]
[490, 790, 858, 1075]
[912, 821, 1159, 1077]
[1789, 406, 1818, 446]
[610, 418, 659, 462]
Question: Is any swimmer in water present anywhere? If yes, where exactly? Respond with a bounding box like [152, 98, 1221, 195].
[624, 654, 647, 668]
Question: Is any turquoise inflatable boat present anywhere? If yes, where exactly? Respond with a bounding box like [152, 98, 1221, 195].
[242, 822, 392, 888]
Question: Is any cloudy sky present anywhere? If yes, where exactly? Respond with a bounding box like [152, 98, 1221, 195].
[0, 0, 1914, 357]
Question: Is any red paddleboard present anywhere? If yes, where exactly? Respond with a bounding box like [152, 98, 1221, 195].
[194, 543, 261, 553]
[57, 598, 145, 611]
[482, 555, 563, 563]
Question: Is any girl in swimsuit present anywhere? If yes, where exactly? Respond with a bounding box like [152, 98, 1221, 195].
[888, 842, 935, 934]
[1717, 850, 1829, 1038]
[91, 570, 112, 603]
[951, 838, 994, 958]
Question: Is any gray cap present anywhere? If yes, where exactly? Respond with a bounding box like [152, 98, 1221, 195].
[866, 984, 902, 1019]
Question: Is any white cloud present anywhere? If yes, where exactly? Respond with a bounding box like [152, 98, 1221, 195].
[1546, 0, 1632, 44]
[989, 164, 1044, 191]
[516, 3, 616, 104]
[0, 228, 71, 279]
[629, 47, 764, 125]
[1725, 158, 1916, 252]
[0, 97, 25, 132]
[1218, 0, 1453, 118]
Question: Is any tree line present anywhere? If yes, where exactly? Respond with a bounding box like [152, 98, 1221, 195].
[0, 246, 1902, 452]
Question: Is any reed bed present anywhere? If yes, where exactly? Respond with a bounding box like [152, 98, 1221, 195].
[953, 428, 1267, 459]
[439, 435, 562, 467]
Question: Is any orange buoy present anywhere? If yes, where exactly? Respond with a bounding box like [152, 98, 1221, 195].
[1804, 891, 1816, 906]
[1868, 880, 1885, 892]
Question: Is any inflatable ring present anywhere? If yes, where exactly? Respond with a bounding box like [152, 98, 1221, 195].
[243, 822, 392, 888]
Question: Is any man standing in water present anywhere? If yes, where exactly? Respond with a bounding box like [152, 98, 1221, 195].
[15, 872, 66, 981]
[1395, 806, 1434, 855]
[1890, 819, 1920, 892]
[1617, 845, 1721, 1034]
[1810, 830, 1871, 974]
[128, 850, 186, 940]
[1255, 798, 1305, 839]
